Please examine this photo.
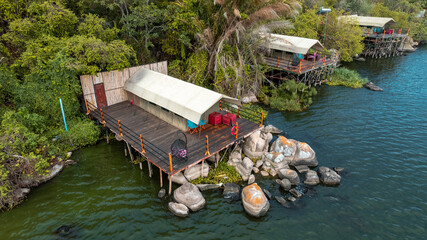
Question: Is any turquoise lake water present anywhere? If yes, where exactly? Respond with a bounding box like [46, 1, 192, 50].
[0, 46, 426, 239]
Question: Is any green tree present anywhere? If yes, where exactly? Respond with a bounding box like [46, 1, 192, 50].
[77, 13, 119, 42]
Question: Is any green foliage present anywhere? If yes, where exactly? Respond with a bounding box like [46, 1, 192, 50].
[14, 54, 81, 124]
[0, 64, 18, 105]
[77, 13, 119, 42]
[370, 3, 410, 29]
[169, 51, 209, 87]
[287, 8, 319, 39]
[329, 67, 368, 88]
[262, 80, 318, 112]
[190, 160, 242, 185]
[58, 118, 100, 150]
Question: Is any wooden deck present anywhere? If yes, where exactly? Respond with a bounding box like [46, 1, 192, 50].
[264, 56, 337, 74]
[89, 101, 260, 175]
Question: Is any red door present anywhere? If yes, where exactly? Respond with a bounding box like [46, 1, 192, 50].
[94, 83, 107, 108]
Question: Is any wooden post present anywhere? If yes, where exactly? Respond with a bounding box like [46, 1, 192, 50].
[139, 160, 143, 170]
[124, 142, 128, 157]
[407, 28, 410, 35]
[139, 134, 146, 154]
[106, 128, 109, 144]
[259, 112, 264, 127]
[126, 142, 134, 161]
[238, 106, 241, 118]
[398, 28, 402, 37]
[169, 153, 173, 173]
[298, 59, 302, 74]
[235, 122, 239, 139]
[215, 153, 219, 168]
[276, 57, 280, 68]
[168, 175, 172, 195]
[159, 168, 163, 187]
[148, 160, 152, 178]
[312, 57, 315, 69]
[118, 120, 123, 136]
[100, 108, 105, 126]
[201, 160, 205, 178]
[219, 100, 222, 111]
[205, 135, 210, 156]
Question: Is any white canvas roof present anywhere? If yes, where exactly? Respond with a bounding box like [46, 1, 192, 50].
[264, 34, 325, 55]
[339, 15, 395, 28]
[124, 67, 240, 123]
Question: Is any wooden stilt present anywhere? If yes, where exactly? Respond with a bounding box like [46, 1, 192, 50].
[160, 168, 163, 187]
[124, 142, 128, 157]
[139, 161, 143, 170]
[168, 176, 172, 195]
[126, 142, 134, 161]
[215, 153, 219, 168]
[106, 128, 109, 144]
[148, 160, 152, 178]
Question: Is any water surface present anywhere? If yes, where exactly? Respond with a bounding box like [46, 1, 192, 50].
[1, 46, 426, 239]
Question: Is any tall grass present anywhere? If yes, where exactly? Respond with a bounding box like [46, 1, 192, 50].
[329, 67, 369, 88]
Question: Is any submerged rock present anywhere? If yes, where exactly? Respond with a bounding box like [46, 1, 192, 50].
[223, 183, 240, 200]
[289, 188, 302, 198]
[168, 202, 189, 217]
[277, 178, 292, 191]
[274, 196, 287, 207]
[242, 183, 270, 218]
[196, 183, 223, 191]
[277, 169, 300, 185]
[364, 82, 383, 91]
[304, 170, 320, 186]
[173, 182, 206, 212]
[333, 167, 345, 174]
[317, 167, 341, 186]
[263, 189, 272, 200]
[158, 189, 166, 198]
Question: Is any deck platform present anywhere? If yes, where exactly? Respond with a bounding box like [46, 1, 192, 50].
[89, 101, 260, 176]
[265, 56, 336, 75]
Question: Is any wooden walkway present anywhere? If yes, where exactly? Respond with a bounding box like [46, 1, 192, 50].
[89, 101, 260, 176]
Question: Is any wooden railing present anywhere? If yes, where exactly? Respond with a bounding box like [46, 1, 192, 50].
[220, 101, 264, 127]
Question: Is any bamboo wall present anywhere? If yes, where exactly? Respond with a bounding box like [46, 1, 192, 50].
[80, 61, 168, 108]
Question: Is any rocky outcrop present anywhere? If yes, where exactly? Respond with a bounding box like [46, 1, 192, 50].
[243, 129, 272, 159]
[223, 183, 240, 200]
[184, 163, 209, 181]
[170, 171, 188, 185]
[317, 167, 341, 186]
[291, 142, 318, 167]
[168, 202, 189, 217]
[262, 125, 282, 134]
[235, 157, 253, 181]
[277, 169, 300, 185]
[304, 170, 320, 186]
[364, 82, 383, 91]
[173, 183, 206, 212]
[241, 92, 258, 104]
[242, 183, 270, 218]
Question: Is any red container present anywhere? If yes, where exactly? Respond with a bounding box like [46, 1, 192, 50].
[222, 113, 236, 126]
[209, 112, 222, 125]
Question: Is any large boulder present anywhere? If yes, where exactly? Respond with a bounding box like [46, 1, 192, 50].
[169, 171, 188, 185]
[223, 183, 240, 200]
[168, 202, 189, 217]
[304, 170, 320, 186]
[277, 169, 300, 185]
[241, 183, 270, 218]
[317, 167, 341, 186]
[173, 182, 206, 211]
[265, 152, 290, 170]
[291, 142, 318, 167]
[270, 136, 297, 158]
[184, 163, 209, 181]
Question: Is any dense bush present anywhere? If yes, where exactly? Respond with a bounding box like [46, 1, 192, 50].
[329, 67, 369, 88]
[58, 118, 100, 150]
[261, 80, 318, 112]
[190, 160, 242, 185]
